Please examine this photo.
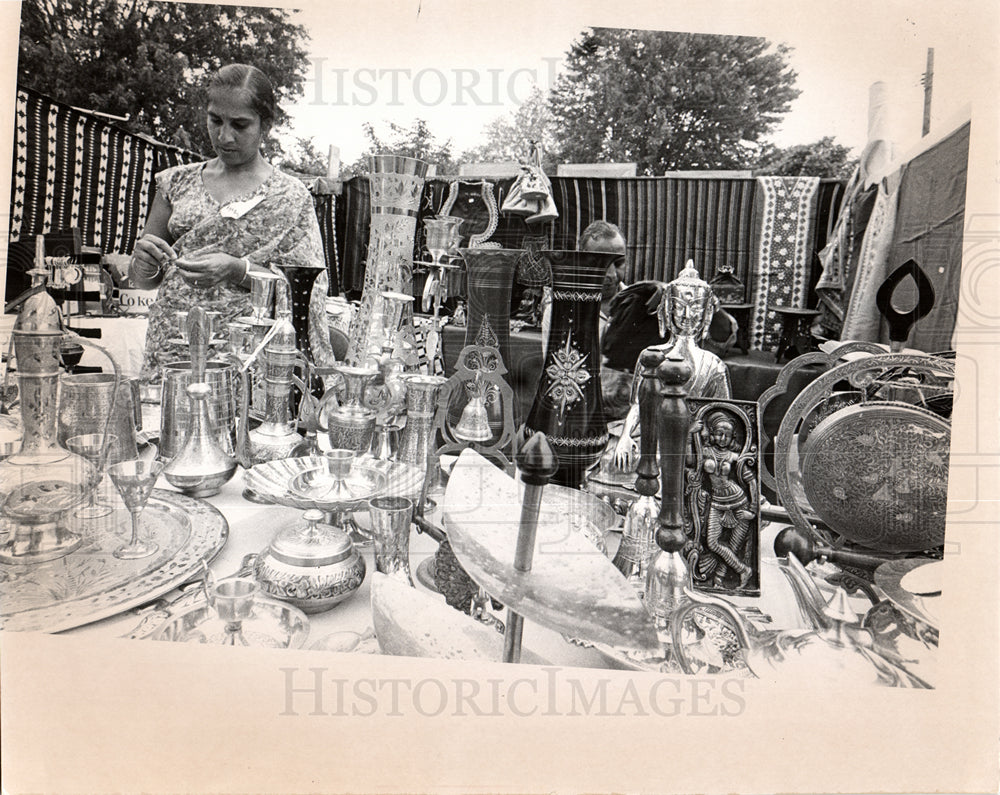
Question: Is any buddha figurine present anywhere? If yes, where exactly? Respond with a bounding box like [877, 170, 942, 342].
[613, 262, 731, 470]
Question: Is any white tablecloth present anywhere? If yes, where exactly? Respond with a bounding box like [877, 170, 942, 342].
[54, 466, 822, 670]
[58, 471, 613, 667]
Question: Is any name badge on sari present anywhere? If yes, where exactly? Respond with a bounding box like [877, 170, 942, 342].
[220, 194, 265, 219]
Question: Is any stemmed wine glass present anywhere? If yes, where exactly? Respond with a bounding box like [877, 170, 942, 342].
[66, 433, 118, 519]
[289, 449, 382, 547]
[108, 458, 164, 560]
[320, 449, 372, 546]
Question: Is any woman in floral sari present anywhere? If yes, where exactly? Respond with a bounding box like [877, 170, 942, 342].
[131, 63, 332, 384]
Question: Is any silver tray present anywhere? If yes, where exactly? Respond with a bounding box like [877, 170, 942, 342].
[799, 402, 950, 552]
[150, 597, 309, 649]
[772, 352, 953, 553]
[0, 489, 228, 633]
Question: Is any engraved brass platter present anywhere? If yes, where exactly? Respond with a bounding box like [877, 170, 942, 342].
[773, 352, 953, 554]
[0, 489, 228, 632]
[799, 402, 949, 552]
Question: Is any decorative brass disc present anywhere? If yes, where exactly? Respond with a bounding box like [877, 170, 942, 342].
[800, 402, 949, 552]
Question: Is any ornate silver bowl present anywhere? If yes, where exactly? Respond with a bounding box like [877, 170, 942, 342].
[243, 454, 424, 511]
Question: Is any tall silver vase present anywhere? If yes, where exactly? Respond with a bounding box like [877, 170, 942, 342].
[347, 155, 428, 366]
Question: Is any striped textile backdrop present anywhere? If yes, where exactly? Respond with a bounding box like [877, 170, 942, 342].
[9, 87, 202, 254]
[8, 86, 844, 347]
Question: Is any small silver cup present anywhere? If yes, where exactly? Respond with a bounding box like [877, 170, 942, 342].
[368, 496, 414, 585]
[207, 578, 258, 623]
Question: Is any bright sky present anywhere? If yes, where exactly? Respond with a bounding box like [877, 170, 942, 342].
[280, 0, 991, 167]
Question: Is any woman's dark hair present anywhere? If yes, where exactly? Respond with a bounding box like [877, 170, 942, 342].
[208, 64, 276, 127]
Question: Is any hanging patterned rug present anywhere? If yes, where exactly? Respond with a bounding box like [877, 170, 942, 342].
[749, 177, 820, 351]
[840, 177, 902, 342]
[10, 87, 201, 253]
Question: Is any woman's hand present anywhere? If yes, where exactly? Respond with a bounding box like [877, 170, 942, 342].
[613, 433, 638, 471]
[131, 234, 177, 286]
[175, 252, 245, 289]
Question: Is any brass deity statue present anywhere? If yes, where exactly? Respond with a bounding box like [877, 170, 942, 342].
[613, 262, 731, 470]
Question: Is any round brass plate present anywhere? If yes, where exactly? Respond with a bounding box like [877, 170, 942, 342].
[800, 402, 949, 552]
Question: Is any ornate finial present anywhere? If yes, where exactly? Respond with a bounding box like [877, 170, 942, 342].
[639, 347, 667, 372]
[505, 429, 558, 663]
[517, 431, 559, 486]
[643, 349, 694, 633]
[656, 350, 694, 390]
[634, 348, 666, 498]
[773, 526, 816, 563]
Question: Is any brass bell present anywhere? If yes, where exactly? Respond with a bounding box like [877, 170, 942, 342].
[453, 395, 491, 442]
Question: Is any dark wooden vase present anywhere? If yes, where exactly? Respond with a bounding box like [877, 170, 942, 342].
[524, 250, 619, 488]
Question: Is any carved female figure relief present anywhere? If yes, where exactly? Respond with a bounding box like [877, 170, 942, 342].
[685, 402, 760, 594]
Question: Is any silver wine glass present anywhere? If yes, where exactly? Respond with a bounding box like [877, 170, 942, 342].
[66, 433, 118, 519]
[108, 458, 164, 560]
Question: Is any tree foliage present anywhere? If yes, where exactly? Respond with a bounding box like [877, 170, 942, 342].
[753, 136, 857, 179]
[459, 87, 558, 169]
[279, 137, 331, 177]
[17, 0, 312, 154]
[345, 119, 457, 176]
[548, 28, 801, 174]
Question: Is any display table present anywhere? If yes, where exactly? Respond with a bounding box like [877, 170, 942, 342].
[48, 472, 608, 666]
[35, 467, 818, 668]
[0, 315, 884, 672]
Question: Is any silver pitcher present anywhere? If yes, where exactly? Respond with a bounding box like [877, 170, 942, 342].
[316, 363, 379, 454]
[162, 381, 237, 497]
[160, 360, 238, 461]
[58, 373, 141, 465]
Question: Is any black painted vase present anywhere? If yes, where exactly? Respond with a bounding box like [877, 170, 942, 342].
[524, 250, 619, 488]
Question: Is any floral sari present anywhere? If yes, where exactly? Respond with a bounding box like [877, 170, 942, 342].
[139, 161, 332, 383]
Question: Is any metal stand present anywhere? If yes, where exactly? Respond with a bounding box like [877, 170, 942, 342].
[502, 431, 558, 663]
